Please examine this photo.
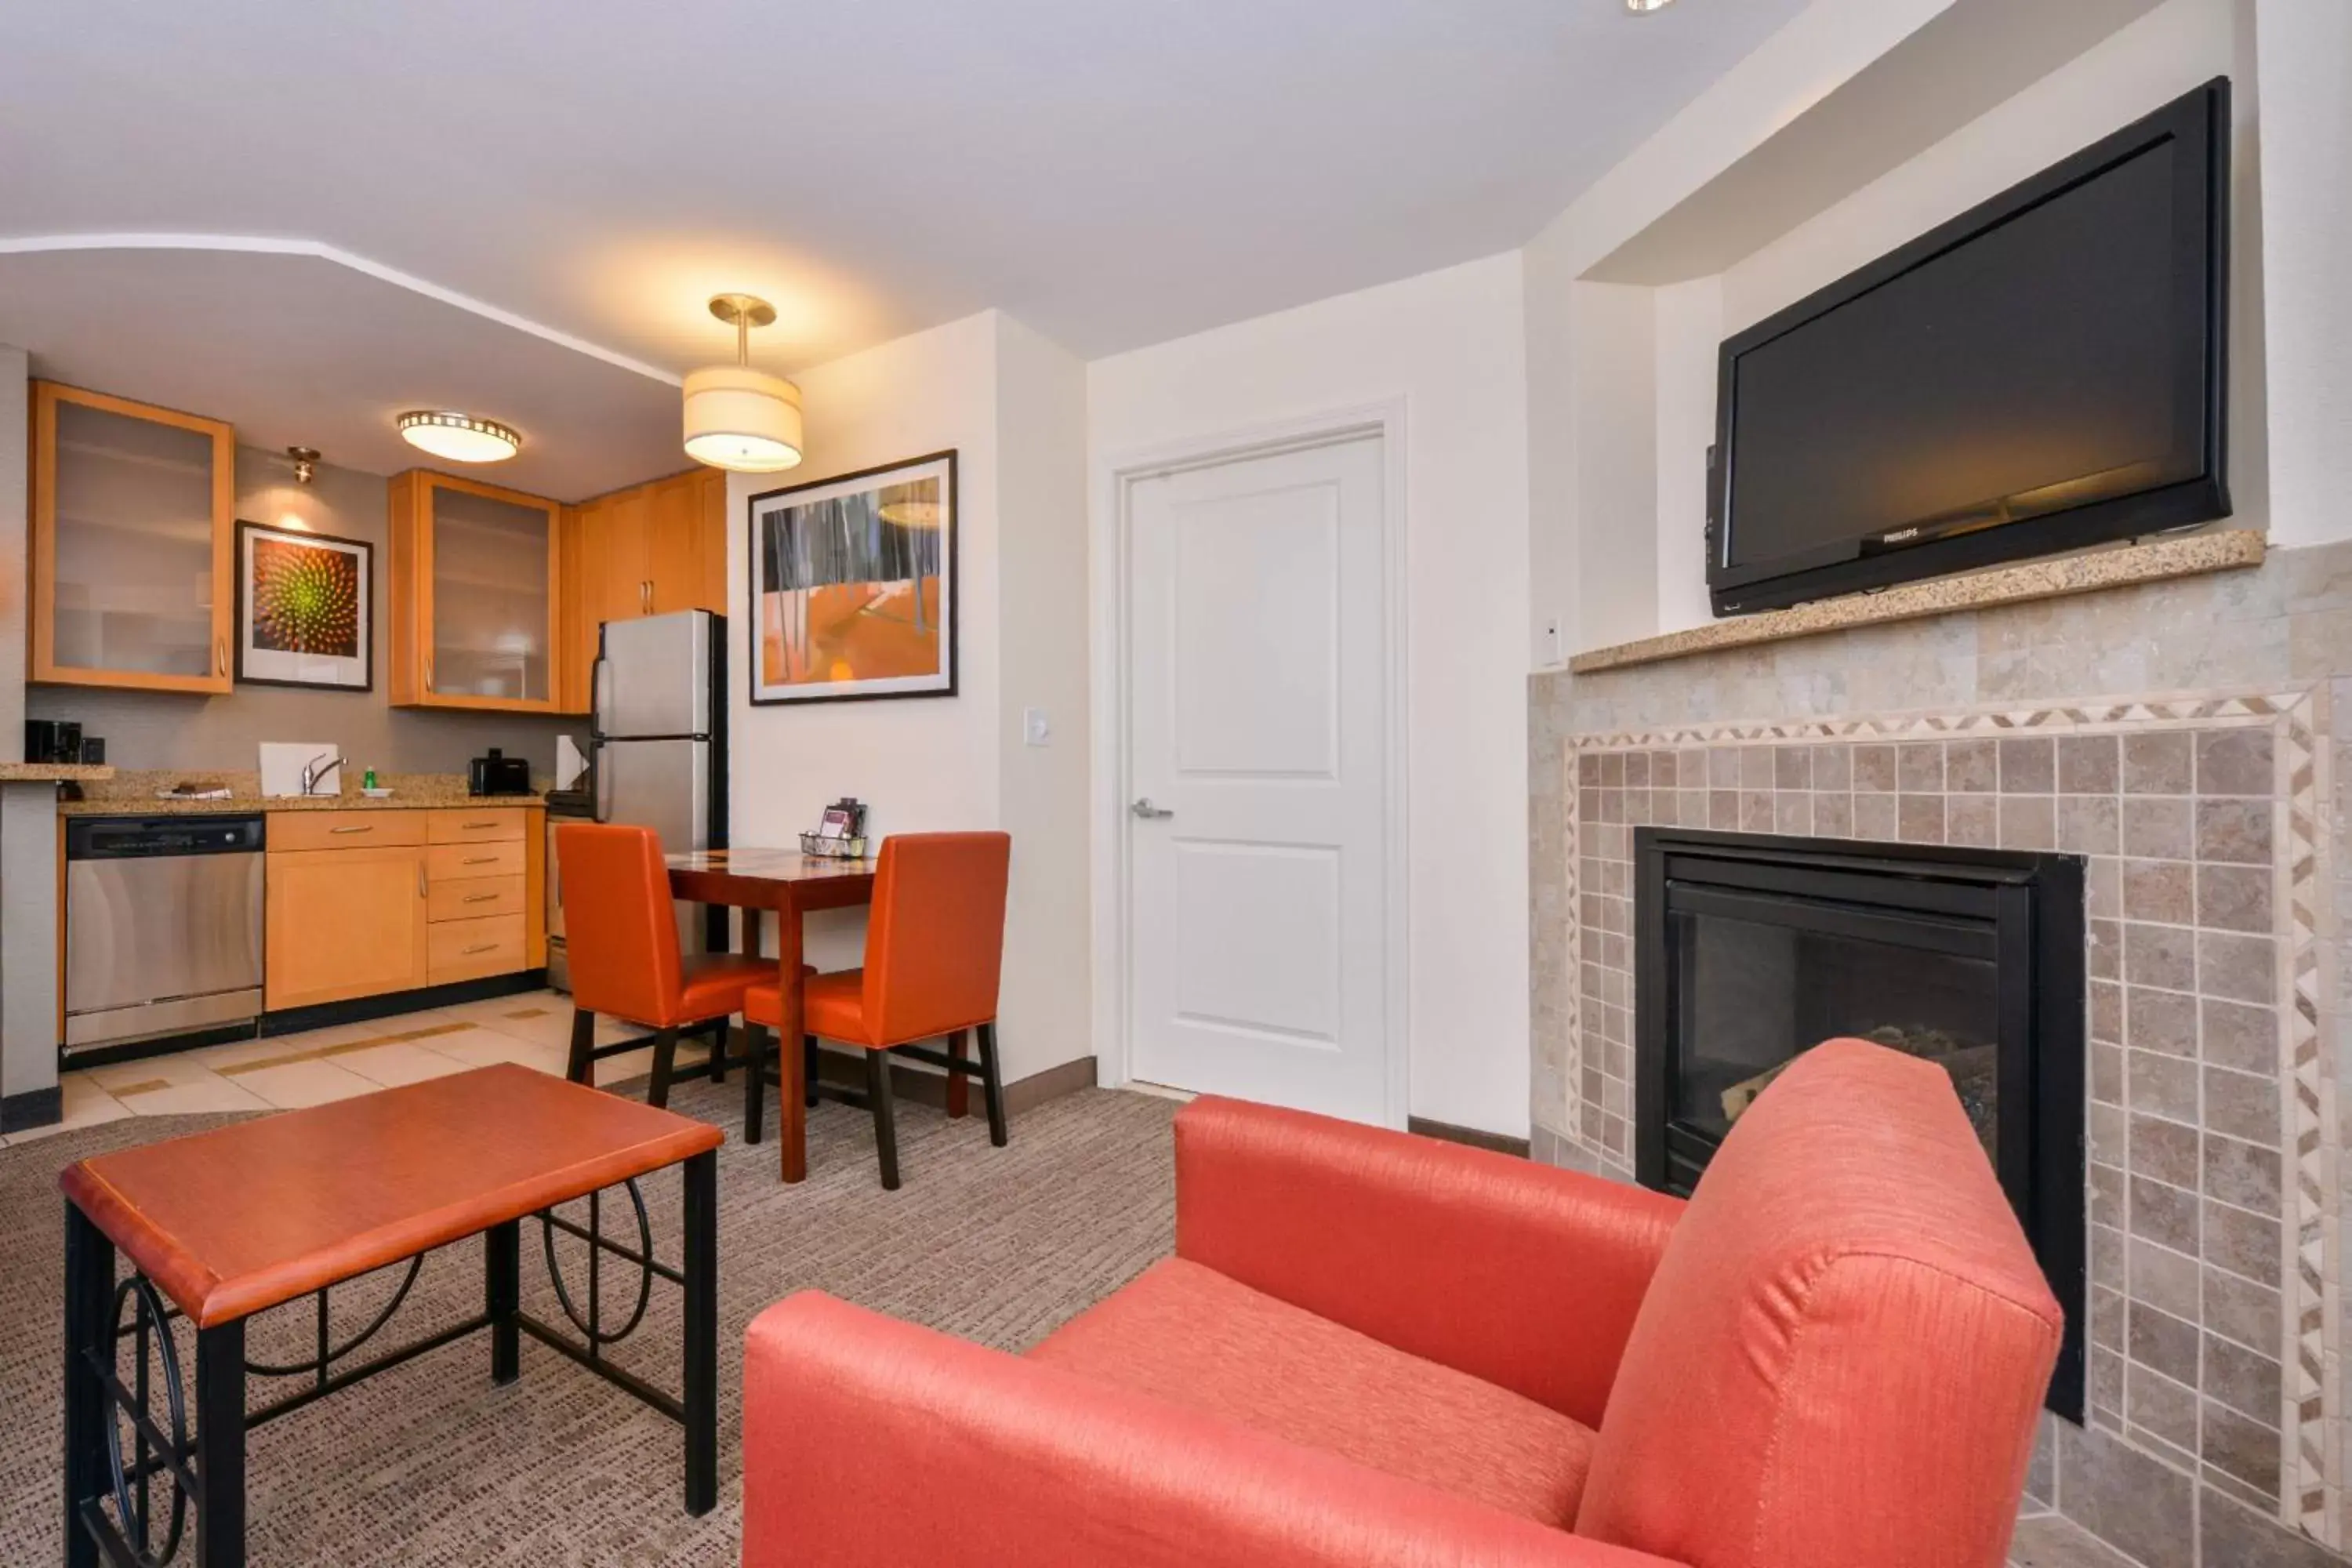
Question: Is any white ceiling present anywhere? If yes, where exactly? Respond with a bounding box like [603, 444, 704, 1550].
[0, 0, 1809, 495]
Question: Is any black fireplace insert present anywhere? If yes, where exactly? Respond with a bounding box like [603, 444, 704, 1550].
[1633, 826, 2085, 1420]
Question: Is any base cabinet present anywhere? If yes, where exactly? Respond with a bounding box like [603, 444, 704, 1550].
[263, 807, 545, 1011]
[264, 845, 430, 1011]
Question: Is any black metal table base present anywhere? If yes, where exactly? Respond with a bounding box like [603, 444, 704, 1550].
[63, 1149, 717, 1566]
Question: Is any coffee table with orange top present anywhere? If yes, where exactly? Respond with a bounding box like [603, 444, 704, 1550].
[58, 1063, 723, 1567]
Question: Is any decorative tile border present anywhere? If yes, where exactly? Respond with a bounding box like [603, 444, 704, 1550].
[1553, 686, 2339, 1552]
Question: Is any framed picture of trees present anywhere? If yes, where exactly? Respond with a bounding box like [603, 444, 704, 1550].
[746, 450, 957, 705]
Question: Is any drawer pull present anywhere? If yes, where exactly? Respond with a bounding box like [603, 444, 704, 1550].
[329, 824, 373, 835]
[463, 892, 500, 904]
[462, 855, 499, 865]
[463, 942, 499, 955]
[462, 820, 501, 829]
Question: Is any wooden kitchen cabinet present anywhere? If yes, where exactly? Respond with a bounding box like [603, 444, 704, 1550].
[388, 470, 564, 712]
[264, 806, 544, 1009]
[557, 467, 726, 712]
[264, 844, 430, 1011]
[29, 381, 236, 694]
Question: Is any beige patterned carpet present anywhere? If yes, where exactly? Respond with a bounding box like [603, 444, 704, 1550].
[0, 1076, 1178, 1565]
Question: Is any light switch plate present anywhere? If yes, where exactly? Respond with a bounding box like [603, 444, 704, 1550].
[1023, 707, 1051, 746]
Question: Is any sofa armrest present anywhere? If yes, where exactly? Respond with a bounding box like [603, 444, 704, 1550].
[742, 1293, 1680, 1568]
[1174, 1097, 1684, 1427]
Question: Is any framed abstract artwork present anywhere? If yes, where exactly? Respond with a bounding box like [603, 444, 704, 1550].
[747, 450, 957, 705]
[234, 521, 373, 691]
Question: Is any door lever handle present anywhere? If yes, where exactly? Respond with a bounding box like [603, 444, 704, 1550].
[1130, 797, 1174, 820]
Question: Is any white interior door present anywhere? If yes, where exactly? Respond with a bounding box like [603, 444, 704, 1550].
[1127, 434, 1392, 1123]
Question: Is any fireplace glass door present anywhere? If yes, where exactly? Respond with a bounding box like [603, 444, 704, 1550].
[1669, 900, 2000, 1159]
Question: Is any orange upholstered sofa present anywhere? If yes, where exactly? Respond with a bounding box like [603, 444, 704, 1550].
[740, 1038, 2063, 1566]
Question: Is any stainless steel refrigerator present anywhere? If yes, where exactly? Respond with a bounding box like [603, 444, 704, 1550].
[585, 609, 728, 964]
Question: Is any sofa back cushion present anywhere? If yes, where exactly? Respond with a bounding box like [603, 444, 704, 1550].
[1573, 1039, 2062, 1568]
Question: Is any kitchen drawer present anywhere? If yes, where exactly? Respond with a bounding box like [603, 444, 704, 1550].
[270, 811, 427, 852]
[429, 874, 527, 923]
[428, 913, 527, 983]
[428, 807, 530, 845]
[426, 841, 525, 882]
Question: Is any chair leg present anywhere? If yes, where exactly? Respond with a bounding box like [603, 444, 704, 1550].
[707, 1018, 728, 1084]
[866, 1048, 901, 1191]
[946, 1029, 970, 1119]
[648, 1028, 680, 1110]
[977, 1021, 1007, 1148]
[804, 1036, 820, 1108]
[567, 1008, 597, 1085]
[740, 1023, 768, 1145]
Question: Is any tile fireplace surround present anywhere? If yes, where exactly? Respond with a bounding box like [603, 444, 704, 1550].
[1529, 539, 2352, 1568]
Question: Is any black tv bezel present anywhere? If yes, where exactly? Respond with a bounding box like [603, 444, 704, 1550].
[1706, 78, 2230, 619]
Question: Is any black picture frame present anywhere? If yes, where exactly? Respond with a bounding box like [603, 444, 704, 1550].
[232, 520, 375, 692]
[744, 449, 959, 707]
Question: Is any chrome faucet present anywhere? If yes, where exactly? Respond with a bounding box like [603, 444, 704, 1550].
[300, 752, 347, 797]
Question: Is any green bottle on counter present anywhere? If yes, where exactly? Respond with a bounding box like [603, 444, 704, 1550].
[363, 768, 377, 790]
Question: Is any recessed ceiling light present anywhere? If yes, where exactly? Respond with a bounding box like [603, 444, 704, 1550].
[1626, 0, 1675, 12]
[397, 409, 521, 464]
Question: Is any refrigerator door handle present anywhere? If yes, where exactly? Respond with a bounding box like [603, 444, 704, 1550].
[594, 746, 612, 823]
[591, 656, 610, 740]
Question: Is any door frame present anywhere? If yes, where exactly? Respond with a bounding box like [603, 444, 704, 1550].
[1088, 399, 1411, 1127]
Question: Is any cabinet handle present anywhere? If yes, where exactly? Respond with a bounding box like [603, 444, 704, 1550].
[215, 638, 227, 677]
[462, 855, 499, 865]
[640, 580, 651, 613]
[463, 891, 500, 904]
[462, 819, 500, 829]
[329, 825, 373, 835]
[417, 862, 426, 899]
[424, 655, 434, 693]
[463, 942, 499, 955]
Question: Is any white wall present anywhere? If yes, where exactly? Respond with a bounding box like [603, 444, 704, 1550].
[993, 314, 1094, 1078]
[2255, 0, 2352, 548]
[725, 308, 1094, 1086]
[1089, 252, 1533, 1137]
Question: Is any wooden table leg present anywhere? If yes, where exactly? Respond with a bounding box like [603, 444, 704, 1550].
[778, 898, 807, 1184]
[946, 1029, 970, 1119]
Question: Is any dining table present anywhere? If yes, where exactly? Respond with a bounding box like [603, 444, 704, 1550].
[666, 847, 877, 1182]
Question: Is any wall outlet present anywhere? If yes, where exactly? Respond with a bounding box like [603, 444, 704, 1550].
[1023, 706, 1051, 746]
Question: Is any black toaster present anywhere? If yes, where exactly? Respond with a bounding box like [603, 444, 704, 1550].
[468, 748, 533, 797]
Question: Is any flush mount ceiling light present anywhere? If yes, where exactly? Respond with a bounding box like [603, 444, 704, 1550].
[683, 293, 804, 474]
[1625, 0, 1676, 11]
[397, 409, 521, 463]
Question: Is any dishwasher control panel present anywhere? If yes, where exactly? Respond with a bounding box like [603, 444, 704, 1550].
[67, 815, 267, 859]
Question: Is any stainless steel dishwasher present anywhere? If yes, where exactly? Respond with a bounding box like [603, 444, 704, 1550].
[65, 815, 266, 1055]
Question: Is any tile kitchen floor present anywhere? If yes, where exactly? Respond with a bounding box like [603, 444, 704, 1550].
[22, 992, 706, 1139]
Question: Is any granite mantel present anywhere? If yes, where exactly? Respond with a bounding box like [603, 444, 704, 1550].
[1569, 530, 2267, 674]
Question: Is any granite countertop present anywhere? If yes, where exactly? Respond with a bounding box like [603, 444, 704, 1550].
[0, 763, 114, 783]
[59, 793, 550, 818]
[56, 768, 550, 817]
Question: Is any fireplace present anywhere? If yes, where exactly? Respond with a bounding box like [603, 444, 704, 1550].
[1633, 827, 2085, 1419]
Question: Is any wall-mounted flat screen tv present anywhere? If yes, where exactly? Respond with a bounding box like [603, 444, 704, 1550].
[1708, 78, 2230, 618]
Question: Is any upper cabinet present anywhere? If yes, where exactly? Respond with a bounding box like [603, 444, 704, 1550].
[557, 468, 726, 712]
[29, 381, 235, 693]
[387, 470, 564, 712]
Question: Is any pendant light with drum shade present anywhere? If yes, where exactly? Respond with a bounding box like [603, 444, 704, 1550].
[683, 293, 803, 473]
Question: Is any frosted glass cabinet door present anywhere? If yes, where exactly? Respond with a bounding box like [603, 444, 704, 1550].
[31, 383, 234, 692]
[389, 471, 562, 711]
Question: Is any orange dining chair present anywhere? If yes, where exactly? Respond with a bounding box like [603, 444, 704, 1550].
[742, 832, 1012, 1189]
[556, 822, 775, 1124]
